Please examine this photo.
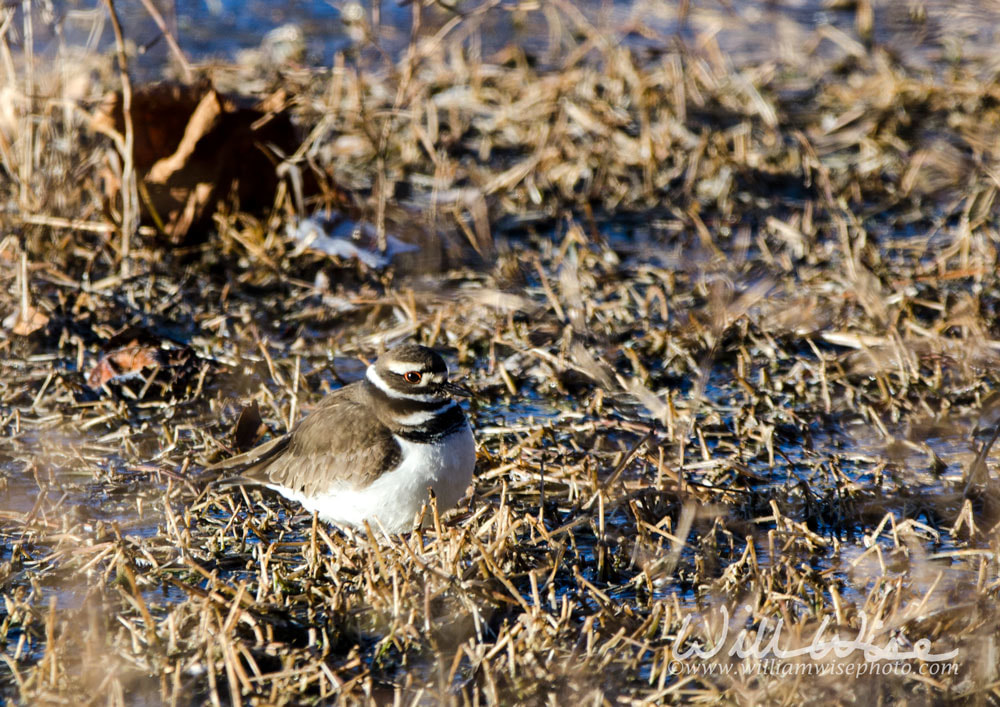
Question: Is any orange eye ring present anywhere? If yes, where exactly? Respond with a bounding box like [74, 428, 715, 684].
[403, 371, 422, 384]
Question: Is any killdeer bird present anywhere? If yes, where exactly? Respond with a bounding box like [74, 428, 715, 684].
[210, 344, 476, 533]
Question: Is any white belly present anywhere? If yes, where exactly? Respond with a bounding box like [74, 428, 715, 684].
[271, 422, 476, 533]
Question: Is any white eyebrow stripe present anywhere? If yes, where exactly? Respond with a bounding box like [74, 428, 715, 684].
[395, 402, 456, 426]
[366, 366, 443, 402]
[386, 361, 420, 375]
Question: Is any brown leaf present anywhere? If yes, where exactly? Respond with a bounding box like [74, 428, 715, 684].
[86, 326, 210, 399]
[3, 305, 49, 336]
[87, 358, 119, 389]
[91, 82, 302, 243]
[87, 342, 163, 389]
[146, 89, 222, 184]
[233, 401, 264, 451]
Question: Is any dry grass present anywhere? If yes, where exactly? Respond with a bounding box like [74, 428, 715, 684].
[2, 1, 1000, 704]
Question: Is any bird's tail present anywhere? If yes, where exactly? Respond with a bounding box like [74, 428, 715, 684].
[203, 433, 290, 486]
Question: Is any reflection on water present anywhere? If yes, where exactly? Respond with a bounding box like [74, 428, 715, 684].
[28, 0, 1000, 78]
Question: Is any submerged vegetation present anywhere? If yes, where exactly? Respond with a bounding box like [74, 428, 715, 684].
[2, 0, 1000, 703]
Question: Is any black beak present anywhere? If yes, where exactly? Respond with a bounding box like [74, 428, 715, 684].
[441, 380, 477, 399]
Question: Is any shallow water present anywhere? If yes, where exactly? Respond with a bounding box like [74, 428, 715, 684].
[34, 0, 1000, 80]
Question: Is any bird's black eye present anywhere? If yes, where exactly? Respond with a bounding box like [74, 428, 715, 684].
[403, 371, 422, 384]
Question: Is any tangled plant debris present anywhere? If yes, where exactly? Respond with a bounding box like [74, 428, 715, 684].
[1, 1, 1000, 704]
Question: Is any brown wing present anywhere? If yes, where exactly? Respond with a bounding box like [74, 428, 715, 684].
[211, 382, 401, 498]
[207, 434, 290, 474]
